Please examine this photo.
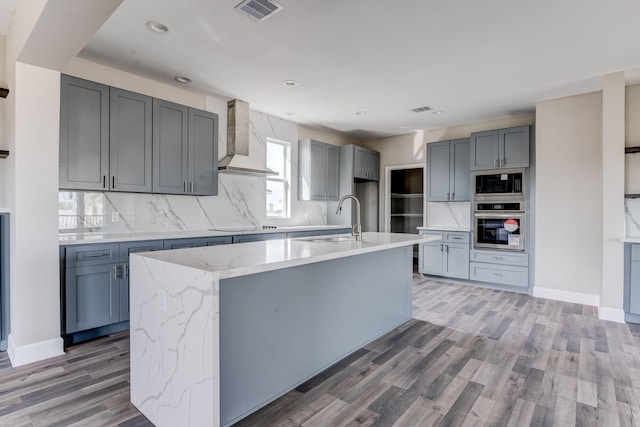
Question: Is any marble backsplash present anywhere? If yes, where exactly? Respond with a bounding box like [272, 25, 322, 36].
[425, 201, 471, 229]
[59, 110, 327, 234]
[625, 198, 640, 237]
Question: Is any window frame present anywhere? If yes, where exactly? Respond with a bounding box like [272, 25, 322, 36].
[266, 138, 292, 219]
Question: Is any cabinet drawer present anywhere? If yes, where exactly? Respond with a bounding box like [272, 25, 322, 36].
[443, 232, 469, 244]
[631, 244, 640, 262]
[419, 230, 443, 239]
[65, 244, 120, 268]
[201, 236, 232, 246]
[120, 240, 164, 261]
[470, 262, 528, 287]
[164, 238, 200, 250]
[470, 249, 528, 266]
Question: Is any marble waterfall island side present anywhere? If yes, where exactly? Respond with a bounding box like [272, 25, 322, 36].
[129, 232, 439, 427]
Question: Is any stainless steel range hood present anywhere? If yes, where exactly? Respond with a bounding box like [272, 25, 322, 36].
[218, 99, 276, 175]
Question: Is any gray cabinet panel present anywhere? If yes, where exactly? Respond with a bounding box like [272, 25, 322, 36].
[500, 126, 530, 168]
[630, 260, 640, 315]
[469, 262, 528, 287]
[65, 264, 119, 333]
[153, 99, 189, 194]
[354, 146, 368, 179]
[450, 138, 470, 201]
[427, 141, 450, 201]
[232, 232, 287, 243]
[109, 88, 152, 192]
[163, 238, 200, 250]
[201, 236, 232, 246]
[65, 243, 120, 268]
[325, 144, 340, 200]
[470, 130, 499, 171]
[444, 243, 470, 279]
[189, 108, 219, 196]
[59, 75, 109, 190]
[420, 242, 443, 276]
[367, 150, 380, 181]
[299, 139, 341, 201]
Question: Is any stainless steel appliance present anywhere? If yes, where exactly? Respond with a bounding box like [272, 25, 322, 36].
[473, 168, 525, 200]
[474, 199, 525, 251]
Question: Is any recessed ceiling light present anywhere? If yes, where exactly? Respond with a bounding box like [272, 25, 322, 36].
[431, 110, 444, 115]
[174, 76, 192, 84]
[282, 79, 298, 87]
[146, 20, 170, 34]
[285, 112, 295, 116]
[355, 111, 367, 115]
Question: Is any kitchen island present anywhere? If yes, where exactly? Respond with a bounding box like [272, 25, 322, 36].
[129, 232, 438, 427]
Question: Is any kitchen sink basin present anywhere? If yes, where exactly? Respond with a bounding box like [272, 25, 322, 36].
[298, 235, 357, 243]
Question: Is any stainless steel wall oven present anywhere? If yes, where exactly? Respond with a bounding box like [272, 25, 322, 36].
[474, 199, 525, 251]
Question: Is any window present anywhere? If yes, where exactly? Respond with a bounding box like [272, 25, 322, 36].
[266, 138, 291, 218]
[59, 191, 105, 231]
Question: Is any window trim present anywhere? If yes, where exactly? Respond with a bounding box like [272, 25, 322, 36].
[266, 138, 291, 218]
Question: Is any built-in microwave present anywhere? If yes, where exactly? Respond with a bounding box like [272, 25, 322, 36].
[473, 199, 525, 251]
[473, 168, 525, 200]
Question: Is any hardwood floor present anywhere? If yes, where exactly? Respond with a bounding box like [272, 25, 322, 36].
[3, 276, 640, 426]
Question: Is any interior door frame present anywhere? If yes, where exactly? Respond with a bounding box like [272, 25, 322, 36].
[384, 163, 425, 233]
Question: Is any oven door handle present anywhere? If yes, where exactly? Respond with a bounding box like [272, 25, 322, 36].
[474, 213, 524, 219]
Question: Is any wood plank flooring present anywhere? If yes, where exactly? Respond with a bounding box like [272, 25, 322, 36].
[3, 276, 640, 426]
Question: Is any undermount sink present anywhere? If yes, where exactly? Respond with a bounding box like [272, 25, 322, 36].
[298, 235, 357, 243]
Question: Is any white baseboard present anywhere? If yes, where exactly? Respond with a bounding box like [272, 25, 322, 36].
[532, 286, 601, 307]
[598, 307, 626, 323]
[8, 334, 64, 367]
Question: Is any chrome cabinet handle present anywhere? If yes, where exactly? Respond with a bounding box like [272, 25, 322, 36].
[493, 272, 504, 277]
[445, 245, 449, 253]
[451, 192, 455, 200]
[85, 252, 109, 258]
[183, 181, 186, 192]
[112, 176, 115, 189]
[103, 176, 107, 189]
[493, 256, 504, 260]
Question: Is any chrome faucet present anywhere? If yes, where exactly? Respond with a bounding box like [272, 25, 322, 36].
[336, 195, 362, 241]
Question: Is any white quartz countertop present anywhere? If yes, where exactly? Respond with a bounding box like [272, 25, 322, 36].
[417, 226, 471, 232]
[131, 232, 440, 280]
[59, 225, 350, 245]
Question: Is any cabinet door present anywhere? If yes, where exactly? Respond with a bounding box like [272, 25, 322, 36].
[163, 238, 201, 250]
[201, 236, 232, 246]
[153, 99, 189, 194]
[419, 243, 443, 276]
[444, 244, 470, 280]
[325, 144, 340, 200]
[59, 75, 109, 190]
[500, 126, 529, 168]
[470, 130, 499, 171]
[110, 88, 153, 192]
[353, 146, 367, 179]
[189, 108, 219, 196]
[427, 141, 451, 201]
[449, 138, 470, 201]
[65, 265, 120, 333]
[367, 150, 380, 181]
[309, 141, 327, 200]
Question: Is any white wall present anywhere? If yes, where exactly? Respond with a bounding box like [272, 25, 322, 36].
[534, 92, 603, 301]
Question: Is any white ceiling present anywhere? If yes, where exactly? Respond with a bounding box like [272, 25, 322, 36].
[0, 0, 17, 35]
[19, 1, 640, 140]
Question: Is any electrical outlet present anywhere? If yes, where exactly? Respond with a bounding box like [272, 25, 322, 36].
[112, 212, 119, 222]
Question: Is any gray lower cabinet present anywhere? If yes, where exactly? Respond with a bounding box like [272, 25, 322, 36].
[153, 100, 219, 196]
[624, 244, 640, 323]
[469, 249, 528, 288]
[233, 232, 287, 243]
[419, 231, 470, 279]
[470, 125, 530, 170]
[426, 138, 470, 202]
[299, 139, 340, 201]
[59, 75, 110, 191]
[163, 237, 200, 250]
[202, 236, 233, 246]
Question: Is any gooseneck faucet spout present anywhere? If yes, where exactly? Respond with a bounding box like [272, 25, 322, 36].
[336, 195, 362, 241]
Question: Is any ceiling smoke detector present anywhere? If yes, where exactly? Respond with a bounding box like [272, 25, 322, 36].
[234, 0, 284, 22]
[411, 106, 433, 113]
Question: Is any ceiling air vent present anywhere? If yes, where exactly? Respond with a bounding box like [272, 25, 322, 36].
[234, 0, 284, 22]
[411, 106, 433, 113]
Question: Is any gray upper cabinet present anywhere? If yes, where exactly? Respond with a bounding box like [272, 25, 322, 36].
[470, 126, 529, 170]
[110, 88, 152, 193]
[59, 75, 109, 191]
[299, 139, 340, 201]
[152, 100, 219, 196]
[152, 99, 189, 195]
[189, 108, 219, 196]
[353, 146, 379, 181]
[427, 138, 470, 201]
